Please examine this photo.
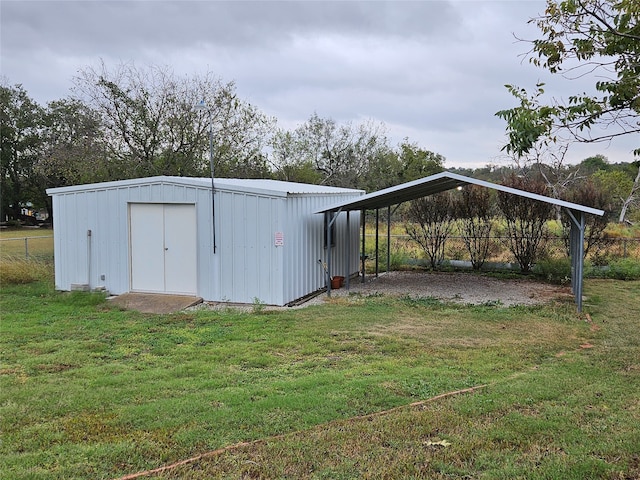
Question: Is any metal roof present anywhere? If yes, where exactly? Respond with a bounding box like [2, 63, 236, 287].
[47, 176, 364, 198]
[316, 171, 605, 216]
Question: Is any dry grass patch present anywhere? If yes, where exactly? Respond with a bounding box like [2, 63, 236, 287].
[0, 258, 53, 285]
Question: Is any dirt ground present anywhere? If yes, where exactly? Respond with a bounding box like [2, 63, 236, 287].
[310, 271, 572, 307]
[189, 271, 572, 313]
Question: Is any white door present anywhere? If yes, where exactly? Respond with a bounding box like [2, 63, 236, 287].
[164, 204, 197, 294]
[130, 203, 197, 295]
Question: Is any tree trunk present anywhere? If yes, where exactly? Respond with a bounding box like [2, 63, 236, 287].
[619, 165, 640, 223]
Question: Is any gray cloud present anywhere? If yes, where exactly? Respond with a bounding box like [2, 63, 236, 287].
[2, 1, 460, 52]
[1, 0, 636, 168]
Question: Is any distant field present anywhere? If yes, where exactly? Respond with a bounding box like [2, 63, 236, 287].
[0, 229, 54, 260]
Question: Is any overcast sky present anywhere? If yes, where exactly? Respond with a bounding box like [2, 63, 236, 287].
[1, 0, 636, 169]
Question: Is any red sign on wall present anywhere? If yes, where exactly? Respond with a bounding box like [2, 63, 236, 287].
[274, 231, 284, 246]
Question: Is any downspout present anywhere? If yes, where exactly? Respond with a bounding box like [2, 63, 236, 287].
[387, 205, 391, 273]
[87, 229, 92, 290]
[208, 117, 217, 254]
[361, 209, 366, 283]
[346, 210, 351, 291]
[375, 208, 379, 277]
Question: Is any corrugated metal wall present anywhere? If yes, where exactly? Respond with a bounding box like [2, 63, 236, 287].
[51, 182, 211, 296]
[282, 194, 361, 305]
[214, 190, 284, 305]
[50, 179, 362, 306]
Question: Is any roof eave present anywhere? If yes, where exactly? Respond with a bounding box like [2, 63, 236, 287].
[315, 171, 605, 216]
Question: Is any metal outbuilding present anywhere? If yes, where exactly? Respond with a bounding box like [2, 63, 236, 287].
[317, 171, 605, 312]
[47, 176, 364, 306]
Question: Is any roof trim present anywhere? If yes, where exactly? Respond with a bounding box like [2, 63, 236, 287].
[315, 171, 605, 216]
[46, 176, 364, 198]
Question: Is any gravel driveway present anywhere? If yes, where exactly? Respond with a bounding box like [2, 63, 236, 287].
[191, 270, 571, 312]
[313, 270, 571, 307]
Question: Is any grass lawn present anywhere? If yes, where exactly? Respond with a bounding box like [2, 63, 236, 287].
[1, 277, 639, 479]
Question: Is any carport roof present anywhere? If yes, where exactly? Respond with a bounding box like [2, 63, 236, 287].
[316, 171, 605, 216]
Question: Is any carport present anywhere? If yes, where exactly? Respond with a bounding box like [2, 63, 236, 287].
[317, 171, 605, 312]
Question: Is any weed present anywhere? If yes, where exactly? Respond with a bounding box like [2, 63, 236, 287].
[400, 294, 444, 308]
[251, 297, 266, 314]
[59, 290, 108, 306]
[601, 258, 640, 280]
[477, 299, 504, 308]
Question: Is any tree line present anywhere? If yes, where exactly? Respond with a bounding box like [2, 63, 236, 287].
[1, 64, 638, 226]
[1, 63, 445, 222]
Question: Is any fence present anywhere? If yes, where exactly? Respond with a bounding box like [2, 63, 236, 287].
[364, 234, 640, 267]
[1, 233, 639, 265]
[0, 235, 54, 261]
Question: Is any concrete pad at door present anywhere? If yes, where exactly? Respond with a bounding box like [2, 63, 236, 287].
[108, 293, 203, 314]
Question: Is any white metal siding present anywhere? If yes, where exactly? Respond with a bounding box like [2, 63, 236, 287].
[282, 194, 361, 304]
[51, 181, 211, 296]
[215, 190, 284, 305]
[49, 177, 363, 306]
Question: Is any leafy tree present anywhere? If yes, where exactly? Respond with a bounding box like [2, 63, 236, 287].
[273, 113, 391, 189]
[405, 192, 455, 269]
[614, 162, 640, 222]
[497, 0, 639, 155]
[593, 166, 639, 222]
[74, 63, 196, 177]
[205, 85, 276, 179]
[496, 83, 556, 158]
[506, 140, 583, 221]
[579, 154, 610, 174]
[396, 140, 445, 183]
[39, 99, 108, 183]
[497, 174, 554, 272]
[270, 120, 445, 191]
[28, 99, 111, 218]
[361, 140, 445, 191]
[269, 129, 323, 184]
[0, 84, 44, 222]
[72, 62, 274, 179]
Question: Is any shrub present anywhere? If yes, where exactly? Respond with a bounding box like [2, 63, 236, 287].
[405, 192, 455, 269]
[497, 174, 553, 273]
[533, 258, 571, 285]
[388, 250, 412, 270]
[602, 259, 640, 281]
[453, 185, 495, 270]
[534, 257, 640, 283]
[560, 178, 612, 258]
